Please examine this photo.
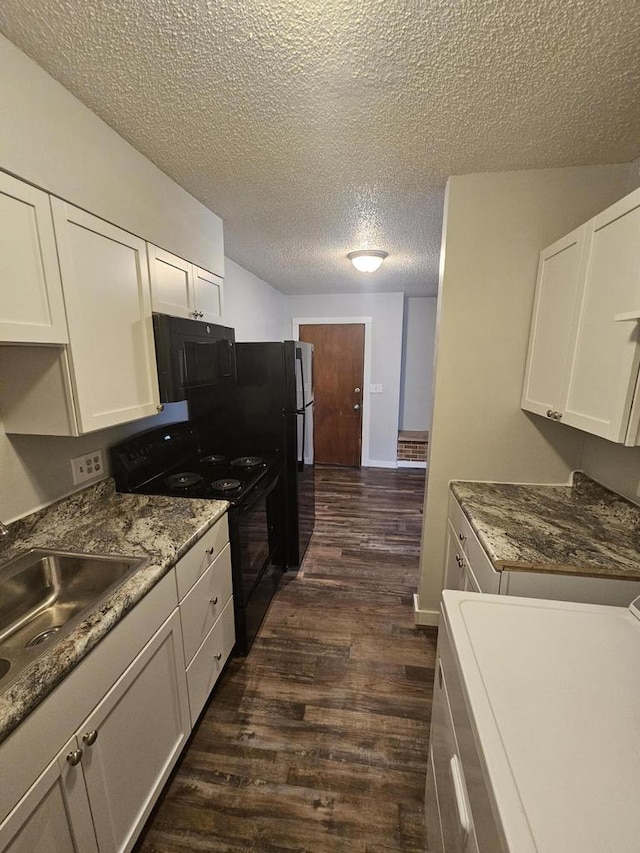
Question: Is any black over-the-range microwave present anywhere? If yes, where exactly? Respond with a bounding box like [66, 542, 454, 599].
[152, 313, 236, 403]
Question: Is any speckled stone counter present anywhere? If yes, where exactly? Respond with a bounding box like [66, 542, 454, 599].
[0, 479, 227, 744]
[450, 472, 640, 580]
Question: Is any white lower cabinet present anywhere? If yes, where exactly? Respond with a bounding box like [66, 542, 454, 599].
[174, 516, 235, 726]
[0, 518, 235, 853]
[0, 609, 189, 853]
[444, 492, 640, 606]
[79, 609, 189, 852]
[0, 742, 97, 853]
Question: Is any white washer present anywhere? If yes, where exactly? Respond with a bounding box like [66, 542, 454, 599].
[435, 590, 640, 852]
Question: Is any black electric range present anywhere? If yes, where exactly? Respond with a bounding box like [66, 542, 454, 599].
[110, 422, 283, 655]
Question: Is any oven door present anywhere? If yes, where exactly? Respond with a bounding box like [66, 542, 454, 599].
[228, 472, 281, 607]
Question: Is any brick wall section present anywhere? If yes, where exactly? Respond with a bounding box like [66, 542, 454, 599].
[397, 430, 428, 462]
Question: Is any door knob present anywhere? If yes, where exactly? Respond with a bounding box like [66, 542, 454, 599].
[354, 387, 361, 393]
[353, 404, 360, 410]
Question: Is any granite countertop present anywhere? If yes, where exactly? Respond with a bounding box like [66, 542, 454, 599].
[0, 479, 228, 744]
[450, 472, 640, 581]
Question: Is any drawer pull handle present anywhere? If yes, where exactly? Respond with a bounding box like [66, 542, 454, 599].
[210, 596, 219, 605]
[82, 730, 98, 746]
[214, 652, 222, 661]
[66, 748, 83, 766]
[449, 754, 470, 842]
[206, 547, 215, 556]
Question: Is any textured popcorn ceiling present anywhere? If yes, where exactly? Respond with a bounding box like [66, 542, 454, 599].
[1, 0, 639, 296]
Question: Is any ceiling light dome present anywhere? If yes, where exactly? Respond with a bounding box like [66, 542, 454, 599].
[347, 249, 388, 273]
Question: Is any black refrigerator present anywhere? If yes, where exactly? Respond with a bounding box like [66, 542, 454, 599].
[228, 340, 315, 569]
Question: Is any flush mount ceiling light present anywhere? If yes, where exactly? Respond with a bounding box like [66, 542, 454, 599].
[347, 249, 388, 273]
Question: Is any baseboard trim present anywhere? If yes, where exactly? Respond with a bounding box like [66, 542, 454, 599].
[397, 461, 427, 469]
[363, 459, 398, 469]
[413, 593, 439, 627]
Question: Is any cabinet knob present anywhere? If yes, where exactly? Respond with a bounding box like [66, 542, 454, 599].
[458, 532, 466, 542]
[66, 748, 83, 766]
[210, 596, 218, 605]
[546, 409, 554, 418]
[555, 411, 563, 420]
[455, 554, 464, 567]
[206, 546, 215, 556]
[156, 404, 165, 413]
[214, 652, 222, 661]
[353, 404, 360, 411]
[82, 730, 98, 746]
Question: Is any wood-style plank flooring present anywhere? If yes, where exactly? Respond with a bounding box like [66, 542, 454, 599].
[136, 465, 437, 853]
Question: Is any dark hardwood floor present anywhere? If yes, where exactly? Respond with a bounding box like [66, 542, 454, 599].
[136, 465, 437, 853]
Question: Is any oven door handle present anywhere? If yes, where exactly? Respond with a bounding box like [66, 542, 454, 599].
[239, 472, 279, 513]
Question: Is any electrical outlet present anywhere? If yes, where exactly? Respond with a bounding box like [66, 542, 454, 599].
[370, 384, 383, 394]
[71, 450, 104, 485]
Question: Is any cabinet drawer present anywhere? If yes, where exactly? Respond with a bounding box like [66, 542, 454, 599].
[449, 493, 501, 594]
[175, 515, 229, 600]
[180, 544, 233, 664]
[448, 493, 471, 550]
[186, 596, 235, 726]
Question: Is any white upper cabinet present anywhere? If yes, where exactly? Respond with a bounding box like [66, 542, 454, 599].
[522, 186, 640, 445]
[521, 226, 587, 420]
[0, 203, 162, 436]
[0, 173, 68, 344]
[52, 200, 161, 433]
[148, 244, 223, 323]
[563, 192, 640, 443]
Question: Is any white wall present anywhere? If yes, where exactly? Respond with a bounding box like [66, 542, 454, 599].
[0, 36, 287, 524]
[416, 164, 634, 625]
[400, 297, 437, 431]
[223, 259, 287, 341]
[0, 35, 223, 276]
[286, 292, 404, 466]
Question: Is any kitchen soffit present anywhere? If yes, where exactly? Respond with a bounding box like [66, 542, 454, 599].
[1, 0, 639, 298]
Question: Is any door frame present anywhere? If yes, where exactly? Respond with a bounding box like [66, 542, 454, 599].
[292, 316, 373, 467]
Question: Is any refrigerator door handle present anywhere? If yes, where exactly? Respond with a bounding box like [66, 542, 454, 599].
[298, 407, 306, 472]
[296, 347, 306, 410]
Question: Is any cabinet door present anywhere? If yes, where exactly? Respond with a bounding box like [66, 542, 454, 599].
[148, 245, 193, 319]
[79, 610, 189, 853]
[0, 737, 97, 853]
[51, 199, 160, 433]
[193, 266, 223, 322]
[521, 226, 586, 419]
[0, 174, 68, 344]
[443, 522, 466, 592]
[562, 190, 640, 442]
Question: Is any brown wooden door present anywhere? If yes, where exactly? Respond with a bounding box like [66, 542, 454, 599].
[299, 323, 365, 466]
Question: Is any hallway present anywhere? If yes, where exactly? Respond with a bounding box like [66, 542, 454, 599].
[137, 465, 436, 852]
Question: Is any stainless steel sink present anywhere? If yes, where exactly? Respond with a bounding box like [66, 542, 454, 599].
[0, 549, 148, 689]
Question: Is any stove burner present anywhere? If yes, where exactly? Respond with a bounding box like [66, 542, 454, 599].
[165, 472, 203, 489]
[200, 454, 227, 465]
[211, 478, 242, 492]
[231, 456, 264, 468]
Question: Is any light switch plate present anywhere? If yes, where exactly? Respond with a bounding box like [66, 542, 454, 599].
[370, 384, 383, 394]
[71, 450, 104, 485]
